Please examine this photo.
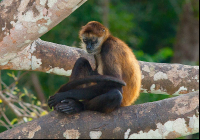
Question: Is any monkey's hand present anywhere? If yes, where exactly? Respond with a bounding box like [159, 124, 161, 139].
[48, 90, 82, 109]
[48, 93, 65, 109]
[54, 99, 84, 114]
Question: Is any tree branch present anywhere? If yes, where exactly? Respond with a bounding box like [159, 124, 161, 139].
[0, 91, 198, 139]
[140, 61, 199, 95]
[0, 0, 87, 61]
[0, 39, 199, 96]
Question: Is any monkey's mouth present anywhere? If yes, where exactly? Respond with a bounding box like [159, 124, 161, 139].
[87, 48, 100, 55]
[87, 50, 95, 54]
[87, 49, 95, 54]
[87, 49, 99, 55]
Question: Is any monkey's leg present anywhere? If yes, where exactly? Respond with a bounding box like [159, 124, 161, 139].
[50, 83, 107, 114]
[70, 57, 96, 81]
[48, 82, 110, 109]
[57, 57, 96, 93]
[55, 89, 122, 114]
[85, 89, 123, 113]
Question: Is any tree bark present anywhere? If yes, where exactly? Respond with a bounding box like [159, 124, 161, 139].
[0, 91, 198, 139]
[0, 0, 87, 63]
[0, 39, 199, 96]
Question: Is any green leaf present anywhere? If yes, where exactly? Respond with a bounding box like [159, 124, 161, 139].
[19, 93, 26, 99]
[7, 72, 13, 77]
[12, 91, 18, 95]
[40, 111, 48, 116]
[23, 88, 28, 95]
[10, 118, 18, 125]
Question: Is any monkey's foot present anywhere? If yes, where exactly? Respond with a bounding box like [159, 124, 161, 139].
[55, 99, 84, 114]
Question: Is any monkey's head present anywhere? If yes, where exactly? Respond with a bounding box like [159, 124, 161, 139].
[79, 21, 110, 55]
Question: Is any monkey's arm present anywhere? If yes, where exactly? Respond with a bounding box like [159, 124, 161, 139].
[48, 76, 125, 109]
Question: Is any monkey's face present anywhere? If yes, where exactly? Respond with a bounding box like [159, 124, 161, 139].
[81, 34, 103, 55]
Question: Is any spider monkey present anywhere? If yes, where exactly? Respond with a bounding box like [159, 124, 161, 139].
[48, 21, 141, 114]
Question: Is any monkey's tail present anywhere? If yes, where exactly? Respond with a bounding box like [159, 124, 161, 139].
[58, 75, 126, 92]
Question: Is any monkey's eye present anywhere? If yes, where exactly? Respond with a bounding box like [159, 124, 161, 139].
[92, 38, 98, 43]
[83, 39, 87, 43]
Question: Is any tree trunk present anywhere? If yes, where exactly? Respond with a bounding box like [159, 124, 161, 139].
[172, 1, 199, 64]
[101, 0, 110, 28]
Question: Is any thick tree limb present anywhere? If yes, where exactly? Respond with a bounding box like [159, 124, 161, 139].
[0, 38, 96, 75]
[0, 91, 198, 139]
[0, 39, 199, 95]
[0, 0, 87, 62]
[140, 61, 199, 95]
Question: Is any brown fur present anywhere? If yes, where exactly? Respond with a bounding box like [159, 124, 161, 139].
[80, 21, 141, 107]
[79, 21, 110, 39]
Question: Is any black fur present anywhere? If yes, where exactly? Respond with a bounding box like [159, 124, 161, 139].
[48, 57, 125, 114]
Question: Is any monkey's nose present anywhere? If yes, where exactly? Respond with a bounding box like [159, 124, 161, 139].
[86, 43, 93, 51]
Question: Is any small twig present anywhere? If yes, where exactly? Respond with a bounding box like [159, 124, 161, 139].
[0, 91, 22, 118]
[10, 71, 21, 92]
[0, 110, 13, 128]
[0, 120, 10, 130]
[18, 102, 32, 116]
[2, 72, 29, 93]
[5, 91, 17, 99]
[12, 102, 28, 115]
[23, 102, 46, 113]
[0, 80, 9, 90]
[31, 73, 46, 106]
[0, 81, 17, 98]
[22, 103, 41, 117]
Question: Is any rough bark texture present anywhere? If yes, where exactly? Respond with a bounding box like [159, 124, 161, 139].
[0, 38, 96, 76]
[0, 91, 198, 139]
[0, 0, 87, 64]
[140, 61, 199, 95]
[0, 39, 199, 95]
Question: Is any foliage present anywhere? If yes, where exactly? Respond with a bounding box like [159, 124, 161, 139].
[0, 71, 47, 132]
